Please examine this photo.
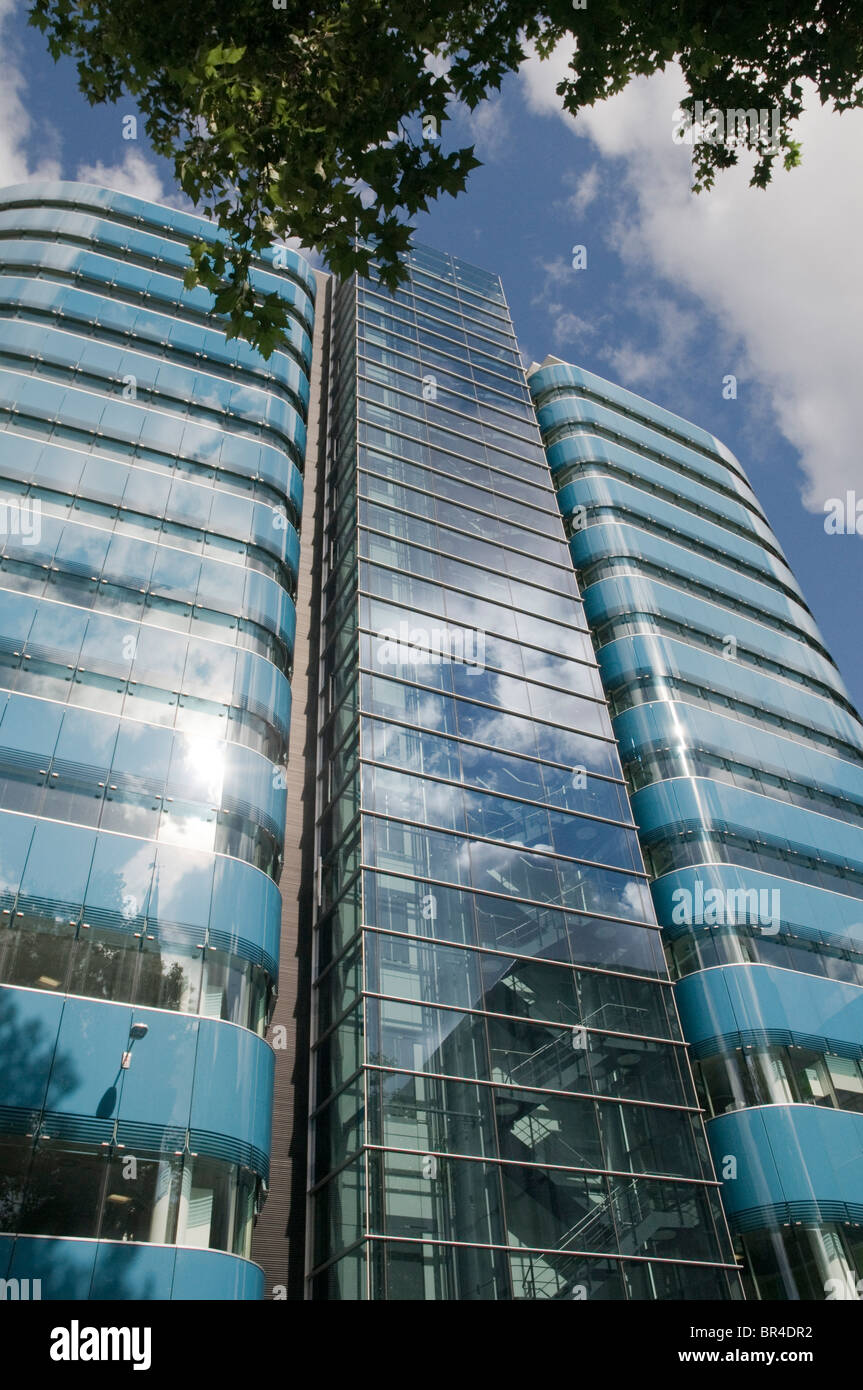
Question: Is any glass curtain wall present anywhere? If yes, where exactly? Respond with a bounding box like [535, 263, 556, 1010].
[0, 181, 314, 1292]
[529, 356, 863, 1300]
[308, 249, 741, 1300]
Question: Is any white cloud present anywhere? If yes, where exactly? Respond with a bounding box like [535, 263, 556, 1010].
[461, 97, 511, 161]
[0, 0, 61, 186]
[531, 253, 581, 307]
[601, 342, 665, 388]
[520, 46, 863, 508]
[548, 309, 595, 351]
[529, 254, 609, 356]
[557, 164, 601, 216]
[79, 150, 321, 268]
[0, 1, 186, 214]
[76, 148, 186, 208]
[597, 286, 704, 391]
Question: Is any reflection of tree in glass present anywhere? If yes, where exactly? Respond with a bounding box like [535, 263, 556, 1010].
[2, 852, 197, 1016]
[368, 1053, 399, 1071]
[0, 991, 78, 1233]
[4, 913, 77, 995]
[77, 936, 190, 1014]
[158, 961, 186, 1012]
[74, 932, 134, 1002]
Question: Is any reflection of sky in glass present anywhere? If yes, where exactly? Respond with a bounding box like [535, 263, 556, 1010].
[168, 735, 226, 803]
[0, 811, 38, 893]
[150, 843, 214, 928]
[466, 707, 537, 755]
[157, 807, 217, 854]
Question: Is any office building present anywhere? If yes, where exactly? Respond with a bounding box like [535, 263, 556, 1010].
[529, 357, 863, 1299]
[0, 183, 750, 1300]
[305, 250, 740, 1299]
[0, 179, 315, 1299]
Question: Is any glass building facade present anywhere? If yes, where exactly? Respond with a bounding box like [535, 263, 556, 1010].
[529, 357, 863, 1299]
[10, 178, 847, 1302]
[0, 181, 315, 1299]
[307, 251, 740, 1300]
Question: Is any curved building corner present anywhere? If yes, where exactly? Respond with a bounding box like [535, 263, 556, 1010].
[529, 355, 863, 1300]
[0, 180, 315, 1299]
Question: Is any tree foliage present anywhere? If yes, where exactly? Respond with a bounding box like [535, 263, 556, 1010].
[29, 0, 863, 354]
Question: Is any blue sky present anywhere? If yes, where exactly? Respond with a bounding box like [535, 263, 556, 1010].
[3, 2, 862, 710]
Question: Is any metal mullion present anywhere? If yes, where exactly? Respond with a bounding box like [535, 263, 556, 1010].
[361, 750, 628, 822]
[364, 1062, 703, 1116]
[358, 336, 531, 423]
[305, 268, 343, 1298]
[360, 284, 518, 363]
[362, 987, 686, 1051]
[357, 434, 558, 525]
[359, 921, 675, 992]
[357, 1230, 741, 1272]
[356, 860, 665, 936]
[357, 618, 604, 708]
[359, 366, 535, 454]
[535, 380, 753, 490]
[354, 309, 536, 418]
[357, 706, 625, 785]
[308, 1063, 365, 1125]
[358, 460, 562, 561]
[359, 807, 650, 882]
[359, 390, 551, 490]
[358, 519, 578, 606]
[556, 453, 778, 558]
[363, 1141, 723, 1189]
[358, 563, 593, 643]
[548, 417, 769, 525]
[357, 500, 573, 581]
[360, 752, 637, 833]
[357, 350, 534, 433]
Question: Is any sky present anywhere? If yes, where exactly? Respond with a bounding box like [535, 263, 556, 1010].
[3, 0, 862, 710]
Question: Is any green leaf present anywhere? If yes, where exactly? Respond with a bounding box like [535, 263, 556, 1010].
[27, 0, 846, 349]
